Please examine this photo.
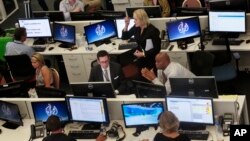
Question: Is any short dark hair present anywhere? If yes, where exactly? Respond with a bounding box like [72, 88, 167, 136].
[46, 115, 61, 131]
[14, 27, 26, 41]
[97, 50, 109, 60]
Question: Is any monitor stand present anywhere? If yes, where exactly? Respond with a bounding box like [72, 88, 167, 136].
[220, 32, 240, 39]
[33, 38, 47, 45]
[58, 43, 74, 48]
[179, 123, 206, 130]
[94, 39, 111, 47]
[82, 123, 101, 130]
[2, 122, 20, 129]
[132, 125, 157, 137]
[177, 38, 194, 50]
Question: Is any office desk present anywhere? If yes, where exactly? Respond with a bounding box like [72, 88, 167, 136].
[0, 119, 229, 141]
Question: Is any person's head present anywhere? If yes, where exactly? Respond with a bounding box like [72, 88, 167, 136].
[46, 115, 62, 132]
[133, 9, 150, 28]
[159, 111, 179, 133]
[31, 53, 45, 69]
[14, 27, 27, 42]
[155, 52, 170, 70]
[97, 50, 110, 69]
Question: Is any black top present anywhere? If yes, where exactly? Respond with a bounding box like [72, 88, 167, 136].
[122, 24, 161, 70]
[154, 133, 191, 141]
[42, 133, 76, 141]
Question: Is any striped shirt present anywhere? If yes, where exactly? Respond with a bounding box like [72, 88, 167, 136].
[5, 40, 34, 57]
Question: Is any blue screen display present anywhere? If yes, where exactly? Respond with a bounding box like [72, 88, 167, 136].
[32, 101, 69, 122]
[122, 102, 164, 127]
[84, 20, 117, 44]
[0, 101, 22, 125]
[167, 17, 201, 41]
[53, 23, 75, 44]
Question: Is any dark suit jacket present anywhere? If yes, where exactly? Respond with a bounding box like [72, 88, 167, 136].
[88, 62, 126, 93]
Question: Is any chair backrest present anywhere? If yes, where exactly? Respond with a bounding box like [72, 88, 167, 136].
[182, 0, 202, 8]
[0, 37, 12, 61]
[190, 51, 214, 76]
[50, 68, 60, 89]
[4, 54, 35, 81]
[91, 59, 98, 68]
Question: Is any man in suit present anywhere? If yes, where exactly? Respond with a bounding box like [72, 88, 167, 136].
[89, 50, 126, 94]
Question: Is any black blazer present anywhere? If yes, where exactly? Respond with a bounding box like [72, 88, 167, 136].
[88, 62, 125, 93]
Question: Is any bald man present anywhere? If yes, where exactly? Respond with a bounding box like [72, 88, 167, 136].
[141, 52, 195, 95]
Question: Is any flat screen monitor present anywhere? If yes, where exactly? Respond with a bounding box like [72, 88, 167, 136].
[0, 80, 28, 98]
[176, 7, 208, 17]
[133, 80, 167, 98]
[169, 76, 218, 98]
[84, 20, 117, 46]
[97, 10, 126, 19]
[70, 12, 102, 21]
[31, 101, 69, 123]
[208, 11, 246, 33]
[66, 96, 110, 128]
[209, 0, 248, 11]
[53, 22, 76, 48]
[121, 102, 164, 128]
[18, 18, 52, 38]
[0, 100, 23, 129]
[33, 11, 65, 22]
[35, 87, 66, 98]
[166, 96, 214, 130]
[167, 16, 201, 44]
[70, 82, 115, 98]
[126, 6, 162, 18]
[115, 19, 134, 38]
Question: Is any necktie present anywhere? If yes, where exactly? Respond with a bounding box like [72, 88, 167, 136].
[104, 69, 110, 81]
[162, 71, 167, 84]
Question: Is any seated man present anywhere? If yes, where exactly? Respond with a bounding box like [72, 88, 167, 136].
[141, 52, 195, 95]
[89, 50, 126, 94]
[59, 0, 85, 21]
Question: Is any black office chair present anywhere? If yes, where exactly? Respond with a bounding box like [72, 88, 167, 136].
[35, 86, 66, 98]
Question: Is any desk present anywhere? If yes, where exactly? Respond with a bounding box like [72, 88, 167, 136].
[0, 119, 229, 141]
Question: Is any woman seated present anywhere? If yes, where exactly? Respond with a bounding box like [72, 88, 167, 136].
[31, 53, 53, 87]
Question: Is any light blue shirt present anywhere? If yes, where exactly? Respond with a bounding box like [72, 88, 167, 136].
[5, 40, 34, 57]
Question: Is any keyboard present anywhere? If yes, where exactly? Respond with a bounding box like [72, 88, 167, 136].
[68, 130, 100, 139]
[118, 42, 138, 50]
[212, 39, 244, 46]
[179, 130, 209, 140]
[31, 45, 46, 52]
[33, 40, 46, 45]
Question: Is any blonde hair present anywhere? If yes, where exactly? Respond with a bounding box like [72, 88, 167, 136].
[31, 52, 45, 66]
[159, 111, 179, 132]
[133, 9, 150, 26]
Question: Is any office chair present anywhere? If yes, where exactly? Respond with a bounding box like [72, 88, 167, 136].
[35, 86, 66, 98]
[0, 37, 12, 61]
[182, 0, 202, 7]
[91, 59, 98, 68]
[50, 68, 60, 89]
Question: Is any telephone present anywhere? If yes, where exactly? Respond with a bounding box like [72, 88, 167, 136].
[222, 113, 233, 136]
[30, 122, 45, 140]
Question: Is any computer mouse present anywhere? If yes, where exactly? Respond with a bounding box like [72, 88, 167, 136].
[112, 42, 116, 45]
[0, 128, 2, 134]
[246, 39, 250, 44]
[49, 47, 54, 51]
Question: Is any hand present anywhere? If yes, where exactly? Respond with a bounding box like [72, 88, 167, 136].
[73, 7, 82, 12]
[141, 68, 156, 81]
[134, 50, 144, 58]
[96, 134, 107, 141]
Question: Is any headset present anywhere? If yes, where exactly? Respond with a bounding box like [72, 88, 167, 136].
[106, 122, 126, 141]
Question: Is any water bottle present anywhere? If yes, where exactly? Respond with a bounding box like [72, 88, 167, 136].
[215, 115, 224, 141]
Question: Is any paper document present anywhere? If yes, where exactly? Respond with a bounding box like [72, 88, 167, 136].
[145, 39, 153, 51]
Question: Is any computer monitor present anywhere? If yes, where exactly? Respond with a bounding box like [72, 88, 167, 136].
[70, 82, 115, 98]
[0, 100, 23, 129]
[53, 22, 76, 48]
[31, 101, 69, 123]
[169, 76, 218, 98]
[33, 11, 65, 22]
[121, 102, 164, 134]
[176, 7, 208, 17]
[166, 16, 201, 49]
[35, 87, 66, 98]
[18, 18, 52, 45]
[66, 96, 110, 128]
[115, 18, 134, 38]
[209, 0, 248, 11]
[166, 96, 214, 130]
[208, 11, 246, 33]
[97, 10, 126, 19]
[133, 80, 167, 98]
[0, 80, 28, 98]
[84, 20, 117, 46]
[126, 6, 162, 18]
[70, 12, 102, 21]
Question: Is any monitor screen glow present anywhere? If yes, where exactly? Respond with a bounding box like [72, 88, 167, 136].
[0, 101, 23, 126]
[115, 19, 134, 38]
[167, 17, 201, 42]
[84, 20, 117, 44]
[31, 101, 69, 122]
[121, 102, 164, 128]
[166, 96, 214, 125]
[53, 23, 76, 45]
[209, 11, 246, 33]
[18, 18, 52, 38]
